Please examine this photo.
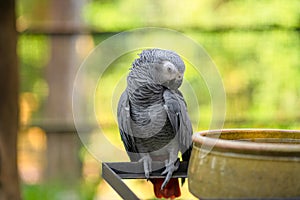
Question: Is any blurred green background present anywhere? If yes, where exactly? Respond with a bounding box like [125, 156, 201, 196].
[17, 0, 300, 199]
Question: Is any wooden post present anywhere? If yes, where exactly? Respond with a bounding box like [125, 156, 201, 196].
[44, 0, 86, 183]
[0, 0, 21, 199]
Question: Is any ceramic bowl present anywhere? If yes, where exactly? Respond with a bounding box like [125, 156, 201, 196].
[188, 129, 300, 199]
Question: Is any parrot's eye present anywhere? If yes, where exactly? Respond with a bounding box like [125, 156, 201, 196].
[163, 61, 175, 73]
[167, 66, 172, 72]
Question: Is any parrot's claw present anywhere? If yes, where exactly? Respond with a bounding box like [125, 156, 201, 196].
[139, 155, 152, 179]
[145, 171, 150, 179]
[160, 159, 180, 190]
[161, 158, 180, 175]
[161, 171, 172, 190]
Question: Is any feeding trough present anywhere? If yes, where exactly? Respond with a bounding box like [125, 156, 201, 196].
[188, 129, 300, 199]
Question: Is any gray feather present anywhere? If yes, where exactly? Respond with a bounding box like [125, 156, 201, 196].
[117, 91, 140, 161]
[132, 48, 185, 73]
[163, 89, 193, 156]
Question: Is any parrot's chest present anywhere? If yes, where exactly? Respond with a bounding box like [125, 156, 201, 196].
[130, 103, 177, 153]
[130, 103, 167, 135]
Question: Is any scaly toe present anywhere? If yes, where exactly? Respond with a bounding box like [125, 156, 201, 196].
[139, 155, 152, 179]
[161, 162, 179, 176]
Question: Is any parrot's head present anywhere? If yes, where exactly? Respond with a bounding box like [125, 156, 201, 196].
[132, 49, 185, 90]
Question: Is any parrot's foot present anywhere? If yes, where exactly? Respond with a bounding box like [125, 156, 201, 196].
[139, 155, 152, 179]
[161, 159, 180, 190]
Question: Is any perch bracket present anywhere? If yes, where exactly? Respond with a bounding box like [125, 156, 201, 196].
[102, 161, 188, 199]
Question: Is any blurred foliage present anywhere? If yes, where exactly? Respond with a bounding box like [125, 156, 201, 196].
[17, 0, 300, 199]
[18, 36, 49, 91]
[187, 30, 300, 123]
[18, 35, 50, 121]
[82, 0, 300, 31]
[22, 181, 99, 200]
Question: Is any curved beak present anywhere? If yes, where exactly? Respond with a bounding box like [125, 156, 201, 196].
[166, 72, 183, 90]
[175, 72, 183, 85]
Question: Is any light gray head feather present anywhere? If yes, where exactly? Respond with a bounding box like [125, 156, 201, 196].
[132, 48, 185, 73]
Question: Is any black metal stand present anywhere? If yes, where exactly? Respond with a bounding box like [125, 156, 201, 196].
[102, 161, 188, 200]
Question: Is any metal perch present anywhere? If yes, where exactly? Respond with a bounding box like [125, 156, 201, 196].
[102, 161, 188, 199]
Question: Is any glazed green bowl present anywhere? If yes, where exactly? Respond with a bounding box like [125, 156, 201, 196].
[188, 129, 300, 199]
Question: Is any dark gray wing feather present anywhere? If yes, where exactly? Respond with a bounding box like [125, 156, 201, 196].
[163, 89, 193, 186]
[163, 89, 193, 161]
[117, 91, 139, 161]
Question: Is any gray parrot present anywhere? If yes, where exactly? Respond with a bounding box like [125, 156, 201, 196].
[117, 49, 193, 198]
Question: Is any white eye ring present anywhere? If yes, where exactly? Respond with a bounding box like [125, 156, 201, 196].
[163, 61, 175, 73]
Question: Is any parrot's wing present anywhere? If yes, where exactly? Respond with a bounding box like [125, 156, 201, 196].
[163, 89, 193, 161]
[117, 91, 139, 161]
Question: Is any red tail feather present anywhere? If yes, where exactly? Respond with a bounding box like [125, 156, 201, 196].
[151, 178, 181, 199]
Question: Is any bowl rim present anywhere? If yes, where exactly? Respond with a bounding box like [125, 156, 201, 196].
[192, 128, 300, 156]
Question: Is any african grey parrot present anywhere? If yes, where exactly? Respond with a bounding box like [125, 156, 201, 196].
[117, 49, 193, 198]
